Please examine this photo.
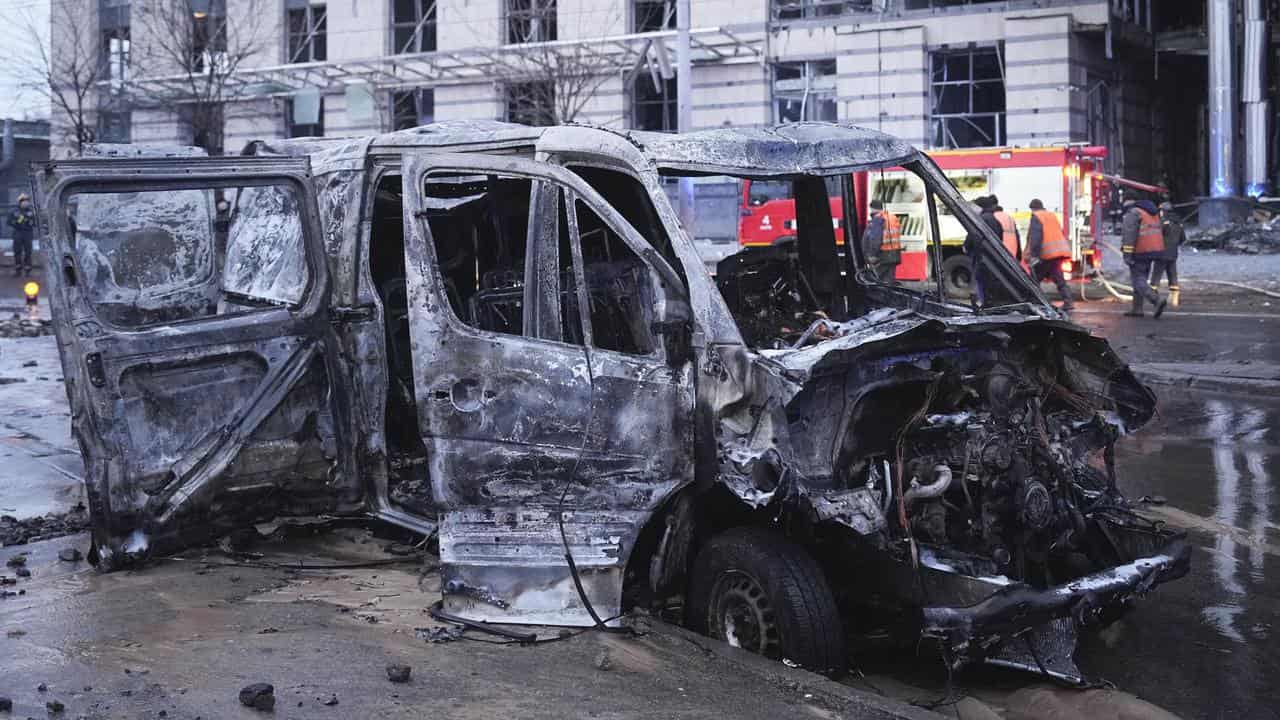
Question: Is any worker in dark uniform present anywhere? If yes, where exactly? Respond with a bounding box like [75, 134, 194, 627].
[1026, 199, 1074, 312]
[7, 193, 36, 277]
[1153, 201, 1185, 308]
[966, 195, 1001, 307]
[1121, 198, 1167, 318]
[862, 199, 902, 284]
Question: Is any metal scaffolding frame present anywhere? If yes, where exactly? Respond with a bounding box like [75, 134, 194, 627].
[109, 24, 767, 104]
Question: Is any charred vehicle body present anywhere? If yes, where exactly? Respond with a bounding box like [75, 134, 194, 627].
[32, 122, 1187, 681]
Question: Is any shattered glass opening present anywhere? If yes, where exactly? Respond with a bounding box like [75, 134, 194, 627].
[64, 181, 311, 327]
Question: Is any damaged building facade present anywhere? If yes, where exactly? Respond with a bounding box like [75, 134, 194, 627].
[53, 1, 1235, 198]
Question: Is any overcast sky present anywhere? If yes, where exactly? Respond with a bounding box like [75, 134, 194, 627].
[0, 0, 52, 120]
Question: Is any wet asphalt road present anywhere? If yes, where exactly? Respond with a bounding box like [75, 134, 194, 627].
[3, 258, 1279, 718]
[1059, 303, 1280, 719]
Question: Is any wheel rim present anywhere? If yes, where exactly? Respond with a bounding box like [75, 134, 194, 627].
[952, 266, 972, 289]
[708, 571, 780, 658]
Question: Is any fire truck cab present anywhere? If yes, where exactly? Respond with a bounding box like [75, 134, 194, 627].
[737, 145, 1108, 298]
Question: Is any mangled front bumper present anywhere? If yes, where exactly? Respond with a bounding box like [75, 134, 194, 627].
[920, 536, 1191, 679]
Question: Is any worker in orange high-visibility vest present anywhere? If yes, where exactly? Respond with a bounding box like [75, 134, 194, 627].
[862, 199, 902, 284]
[1120, 198, 1167, 318]
[1026, 199, 1074, 312]
[989, 195, 1022, 266]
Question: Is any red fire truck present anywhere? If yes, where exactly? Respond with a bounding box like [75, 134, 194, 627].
[737, 145, 1113, 296]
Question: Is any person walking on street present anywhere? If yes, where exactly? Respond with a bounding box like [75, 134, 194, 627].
[7, 193, 35, 277]
[1026, 199, 1074, 311]
[862, 199, 902, 285]
[1120, 198, 1167, 318]
[1153, 201, 1185, 308]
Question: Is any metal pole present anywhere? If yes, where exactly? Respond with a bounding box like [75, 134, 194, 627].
[1243, 0, 1269, 197]
[1208, 0, 1238, 198]
[676, 0, 695, 234]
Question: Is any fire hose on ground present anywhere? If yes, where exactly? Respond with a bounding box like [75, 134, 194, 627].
[1083, 240, 1280, 302]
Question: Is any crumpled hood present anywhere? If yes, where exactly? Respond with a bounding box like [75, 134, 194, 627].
[752, 310, 1156, 433]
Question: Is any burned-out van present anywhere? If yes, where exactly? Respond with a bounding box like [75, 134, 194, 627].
[32, 122, 1187, 680]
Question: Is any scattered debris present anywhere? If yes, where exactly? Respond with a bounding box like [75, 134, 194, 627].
[385, 664, 412, 683]
[1188, 218, 1280, 254]
[0, 315, 53, 339]
[0, 506, 90, 547]
[383, 542, 417, 556]
[0, 696, 10, 712]
[322, 694, 339, 706]
[14, 567, 29, 578]
[238, 683, 275, 711]
[415, 625, 464, 644]
[594, 648, 615, 672]
[57, 548, 82, 563]
[4, 555, 26, 568]
[6, 629, 26, 638]
[36, 683, 47, 692]
[0, 577, 14, 586]
[45, 699, 64, 714]
[21, 360, 36, 368]
[257, 627, 279, 634]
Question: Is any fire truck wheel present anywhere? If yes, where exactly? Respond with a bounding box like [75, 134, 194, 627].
[941, 255, 974, 299]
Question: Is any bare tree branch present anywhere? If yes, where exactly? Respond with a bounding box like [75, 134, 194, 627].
[1, 3, 105, 156]
[489, 0, 627, 126]
[129, 0, 271, 155]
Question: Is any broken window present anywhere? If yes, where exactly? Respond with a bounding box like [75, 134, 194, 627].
[930, 45, 1005, 148]
[772, 0, 875, 21]
[774, 60, 838, 123]
[631, 76, 677, 133]
[421, 174, 533, 336]
[570, 197, 657, 355]
[391, 89, 435, 130]
[287, 1, 327, 63]
[63, 181, 312, 327]
[634, 0, 674, 31]
[566, 164, 682, 274]
[504, 81, 556, 126]
[392, 0, 437, 54]
[507, 0, 556, 43]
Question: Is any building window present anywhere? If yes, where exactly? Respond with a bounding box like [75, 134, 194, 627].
[774, 60, 837, 122]
[192, 0, 229, 72]
[903, 0, 1004, 8]
[392, 0, 437, 54]
[930, 45, 1005, 148]
[98, 0, 131, 89]
[772, 0, 876, 21]
[392, 89, 435, 130]
[504, 81, 556, 126]
[97, 110, 131, 143]
[100, 28, 131, 88]
[287, 1, 327, 63]
[507, 0, 556, 44]
[633, 0, 673, 32]
[286, 97, 325, 137]
[631, 76, 676, 132]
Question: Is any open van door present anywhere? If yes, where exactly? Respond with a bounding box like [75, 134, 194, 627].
[32, 157, 359, 569]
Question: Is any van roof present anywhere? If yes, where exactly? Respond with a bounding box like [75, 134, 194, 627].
[246, 121, 920, 177]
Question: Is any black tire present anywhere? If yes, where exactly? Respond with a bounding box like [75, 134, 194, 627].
[687, 526, 846, 675]
[941, 254, 973, 298]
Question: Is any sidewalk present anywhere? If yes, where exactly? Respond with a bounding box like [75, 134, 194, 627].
[0, 530, 941, 720]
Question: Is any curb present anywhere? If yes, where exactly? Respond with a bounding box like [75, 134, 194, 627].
[1132, 365, 1280, 397]
[652, 621, 947, 720]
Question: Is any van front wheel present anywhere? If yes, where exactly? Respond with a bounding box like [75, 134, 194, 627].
[687, 527, 845, 675]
